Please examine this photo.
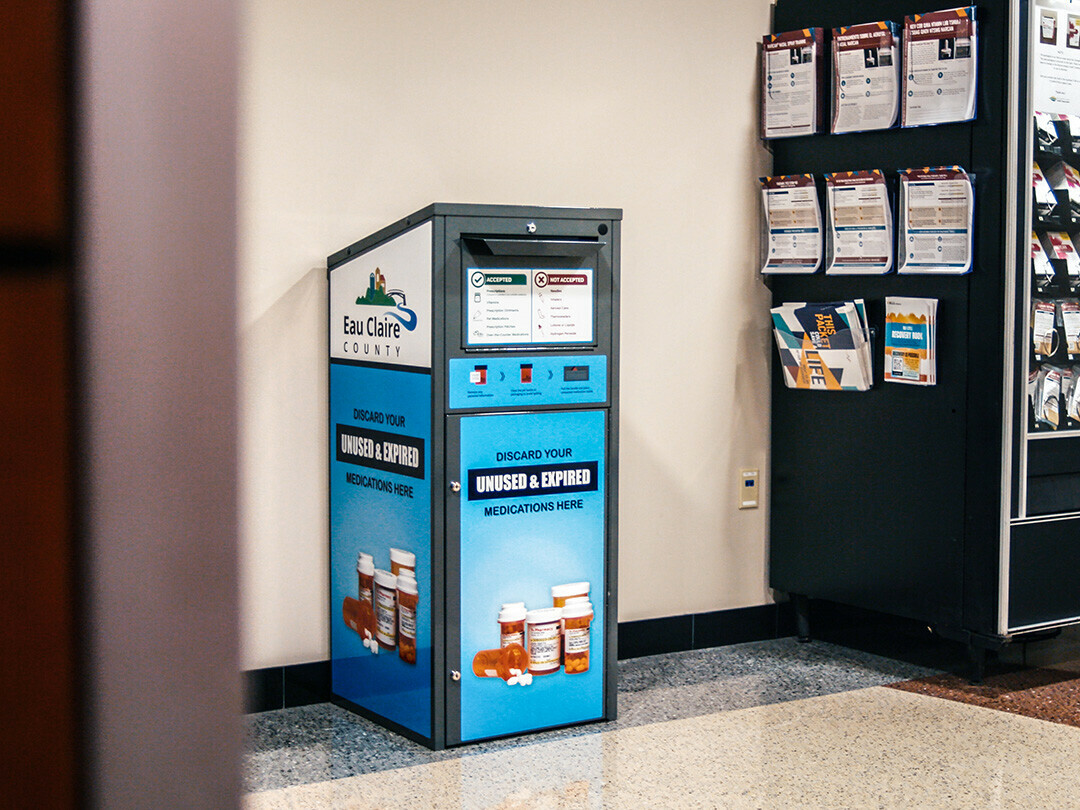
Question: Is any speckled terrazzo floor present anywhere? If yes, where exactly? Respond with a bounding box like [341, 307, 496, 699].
[244, 637, 1080, 808]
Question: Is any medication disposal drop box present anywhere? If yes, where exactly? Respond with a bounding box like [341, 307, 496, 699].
[328, 204, 621, 748]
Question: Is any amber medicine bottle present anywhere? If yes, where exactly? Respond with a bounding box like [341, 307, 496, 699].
[472, 642, 529, 680]
[498, 603, 527, 648]
[396, 572, 418, 664]
[561, 601, 593, 674]
[551, 581, 590, 608]
[357, 553, 375, 639]
[373, 568, 398, 650]
[389, 547, 416, 577]
[526, 607, 563, 675]
[551, 583, 589, 664]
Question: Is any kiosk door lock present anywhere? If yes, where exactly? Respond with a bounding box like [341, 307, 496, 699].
[449, 481, 461, 493]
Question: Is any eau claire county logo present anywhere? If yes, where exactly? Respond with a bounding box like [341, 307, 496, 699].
[342, 267, 418, 358]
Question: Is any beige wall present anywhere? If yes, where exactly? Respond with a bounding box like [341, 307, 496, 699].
[239, 0, 774, 670]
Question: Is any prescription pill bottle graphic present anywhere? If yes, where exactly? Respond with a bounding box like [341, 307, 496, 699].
[472, 643, 530, 680]
[499, 603, 527, 648]
[342, 596, 362, 633]
[373, 569, 398, 650]
[389, 547, 415, 577]
[396, 572, 418, 664]
[551, 582, 590, 608]
[357, 552, 375, 640]
[526, 607, 563, 675]
[551, 583, 589, 664]
[561, 601, 593, 674]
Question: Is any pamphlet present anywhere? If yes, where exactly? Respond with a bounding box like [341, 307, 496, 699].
[1033, 1, 1080, 116]
[1036, 111, 1067, 155]
[760, 174, 823, 274]
[898, 166, 974, 274]
[1067, 368, 1080, 424]
[1034, 161, 1060, 223]
[1035, 364, 1063, 428]
[1044, 160, 1080, 217]
[884, 297, 937, 385]
[1062, 299, 1080, 358]
[1033, 299, 1058, 358]
[771, 299, 873, 391]
[831, 21, 901, 133]
[902, 7, 978, 127]
[1039, 231, 1080, 284]
[1033, 231, 1057, 290]
[761, 28, 826, 139]
[825, 170, 893, 274]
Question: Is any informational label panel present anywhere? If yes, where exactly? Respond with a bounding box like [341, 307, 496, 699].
[825, 170, 893, 274]
[898, 167, 974, 274]
[831, 21, 900, 133]
[457, 410, 605, 742]
[760, 174, 823, 273]
[761, 28, 825, 139]
[466, 268, 593, 346]
[448, 355, 607, 409]
[330, 221, 432, 368]
[1033, 0, 1080, 116]
[330, 364, 432, 737]
[902, 7, 978, 127]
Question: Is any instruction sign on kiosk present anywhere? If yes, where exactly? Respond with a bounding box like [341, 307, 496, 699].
[328, 204, 621, 749]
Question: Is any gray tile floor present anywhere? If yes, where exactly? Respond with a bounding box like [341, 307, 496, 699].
[244, 638, 938, 794]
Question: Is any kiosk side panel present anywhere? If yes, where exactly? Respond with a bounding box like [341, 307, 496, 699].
[329, 221, 434, 740]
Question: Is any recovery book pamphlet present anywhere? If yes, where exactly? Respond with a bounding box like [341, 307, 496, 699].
[761, 28, 825, 139]
[831, 21, 901, 133]
[771, 299, 873, 391]
[884, 296, 937, 385]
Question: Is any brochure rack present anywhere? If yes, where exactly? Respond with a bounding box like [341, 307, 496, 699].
[766, 0, 1080, 679]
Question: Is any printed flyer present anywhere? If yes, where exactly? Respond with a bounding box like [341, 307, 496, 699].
[761, 28, 825, 139]
[760, 174, 823, 274]
[825, 170, 893, 274]
[831, 21, 901, 133]
[1033, 0, 1080, 116]
[457, 410, 606, 742]
[902, 7, 978, 127]
[898, 166, 974, 274]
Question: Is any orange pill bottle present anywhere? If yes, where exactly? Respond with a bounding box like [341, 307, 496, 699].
[396, 572, 418, 664]
[389, 547, 415, 577]
[373, 568, 398, 650]
[526, 607, 563, 675]
[561, 602, 593, 674]
[472, 643, 530, 680]
[356, 553, 375, 640]
[498, 603, 527, 648]
[551, 583, 589, 664]
[551, 582, 590, 608]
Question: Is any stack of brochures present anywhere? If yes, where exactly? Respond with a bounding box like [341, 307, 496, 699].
[771, 300, 872, 391]
[884, 297, 938, 385]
